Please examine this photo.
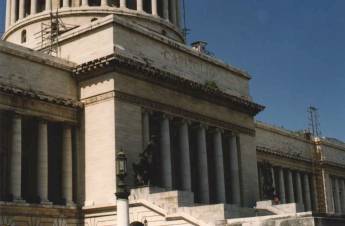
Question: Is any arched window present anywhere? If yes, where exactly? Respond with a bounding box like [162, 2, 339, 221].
[157, 0, 163, 17]
[109, 0, 119, 7]
[37, 0, 45, 13]
[130, 222, 144, 226]
[25, 0, 31, 16]
[21, 30, 27, 43]
[88, 0, 101, 6]
[126, 0, 136, 10]
[143, 0, 151, 13]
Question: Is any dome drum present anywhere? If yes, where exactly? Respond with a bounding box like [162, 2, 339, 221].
[3, 0, 184, 45]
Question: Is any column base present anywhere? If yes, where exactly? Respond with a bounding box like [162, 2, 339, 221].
[65, 201, 76, 207]
[40, 200, 53, 206]
[13, 198, 26, 204]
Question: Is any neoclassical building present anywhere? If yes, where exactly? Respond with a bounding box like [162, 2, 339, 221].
[1, 1, 345, 225]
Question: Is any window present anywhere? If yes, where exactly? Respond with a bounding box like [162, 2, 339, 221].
[21, 30, 27, 43]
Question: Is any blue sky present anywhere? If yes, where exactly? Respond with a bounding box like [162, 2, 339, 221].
[0, 1, 344, 141]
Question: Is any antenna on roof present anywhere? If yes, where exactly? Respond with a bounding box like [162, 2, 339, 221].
[182, 0, 190, 39]
[308, 106, 322, 138]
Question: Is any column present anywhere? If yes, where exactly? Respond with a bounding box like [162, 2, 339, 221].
[229, 134, 241, 205]
[278, 168, 286, 204]
[287, 170, 295, 203]
[37, 120, 49, 203]
[19, 0, 25, 19]
[5, 0, 10, 29]
[10, 114, 23, 202]
[170, 0, 177, 24]
[334, 178, 341, 213]
[31, 0, 37, 15]
[296, 171, 303, 206]
[151, 0, 157, 16]
[11, 0, 17, 24]
[46, 0, 52, 11]
[303, 173, 312, 211]
[160, 115, 172, 189]
[62, 125, 73, 205]
[176, 0, 181, 27]
[178, 119, 191, 192]
[196, 124, 209, 203]
[137, 0, 143, 11]
[62, 0, 69, 8]
[81, 0, 88, 7]
[101, 0, 107, 6]
[163, 0, 169, 20]
[142, 110, 150, 149]
[120, 0, 126, 8]
[212, 129, 226, 203]
[117, 198, 130, 226]
[271, 167, 276, 190]
[340, 179, 345, 214]
[310, 174, 318, 211]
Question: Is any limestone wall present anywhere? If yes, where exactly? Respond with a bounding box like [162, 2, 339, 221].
[112, 72, 254, 131]
[319, 142, 345, 166]
[0, 41, 77, 100]
[58, 15, 251, 99]
[80, 74, 116, 206]
[255, 122, 313, 160]
[113, 17, 251, 99]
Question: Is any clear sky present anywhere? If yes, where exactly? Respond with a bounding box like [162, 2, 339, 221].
[0, 1, 344, 141]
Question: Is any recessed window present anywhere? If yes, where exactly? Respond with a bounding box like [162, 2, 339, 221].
[89, 0, 101, 6]
[21, 30, 27, 43]
[126, 0, 137, 10]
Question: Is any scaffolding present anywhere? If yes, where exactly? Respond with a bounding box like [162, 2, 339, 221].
[307, 106, 326, 213]
[34, 9, 76, 56]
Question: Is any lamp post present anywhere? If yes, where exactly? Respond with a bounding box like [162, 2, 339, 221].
[116, 151, 130, 226]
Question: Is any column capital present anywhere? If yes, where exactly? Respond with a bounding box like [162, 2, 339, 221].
[161, 113, 174, 121]
[224, 131, 238, 138]
[142, 108, 153, 115]
[192, 122, 208, 130]
[209, 127, 224, 134]
[12, 112, 22, 119]
[176, 118, 192, 126]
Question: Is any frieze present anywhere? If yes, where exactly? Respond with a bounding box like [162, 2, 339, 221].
[257, 146, 345, 171]
[81, 91, 115, 105]
[114, 91, 256, 136]
[257, 146, 312, 163]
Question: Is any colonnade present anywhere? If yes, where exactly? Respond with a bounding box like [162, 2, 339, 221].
[142, 110, 242, 205]
[331, 176, 345, 214]
[0, 113, 74, 206]
[258, 164, 315, 211]
[5, 0, 181, 30]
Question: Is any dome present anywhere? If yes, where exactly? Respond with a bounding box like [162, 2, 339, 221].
[3, 0, 184, 48]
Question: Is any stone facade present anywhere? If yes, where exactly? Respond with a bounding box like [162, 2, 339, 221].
[1, 1, 345, 226]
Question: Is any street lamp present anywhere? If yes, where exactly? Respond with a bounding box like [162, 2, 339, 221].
[116, 150, 130, 226]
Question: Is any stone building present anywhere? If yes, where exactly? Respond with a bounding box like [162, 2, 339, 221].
[1, 1, 345, 225]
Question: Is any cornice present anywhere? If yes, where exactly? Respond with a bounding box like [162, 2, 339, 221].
[0, 82, 82, 108]
[257, 146, 345, 170]
[255, 121, 312, 144]
[74, 54, 265, 116]
[256, 146, 312, 163]
[0, 41, 75, 71]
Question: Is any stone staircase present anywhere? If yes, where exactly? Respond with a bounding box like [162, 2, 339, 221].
[129, 187, 314, 226]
